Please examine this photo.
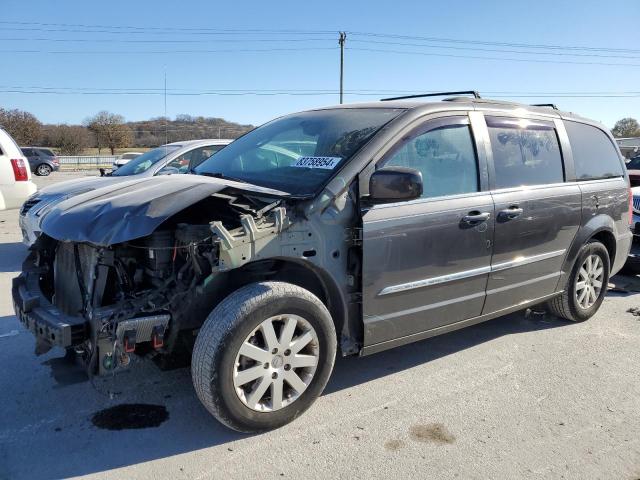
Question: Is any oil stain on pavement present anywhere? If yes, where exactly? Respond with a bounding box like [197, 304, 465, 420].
[91, 403, 169, 430]
[409, 423, 456, 445]
[384, 439, 406, 451]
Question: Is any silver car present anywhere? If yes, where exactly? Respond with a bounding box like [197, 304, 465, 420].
[19, 139, 232, 245]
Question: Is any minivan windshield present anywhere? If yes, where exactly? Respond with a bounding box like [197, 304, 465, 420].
[194, 108, 404, 195]
[112, 145, 180, 176]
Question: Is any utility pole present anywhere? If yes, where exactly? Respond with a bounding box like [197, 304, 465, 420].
[164, 68, 168, 146]
[338, 31, 346, 104]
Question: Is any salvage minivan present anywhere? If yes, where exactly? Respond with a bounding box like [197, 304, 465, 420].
[13, 92, 632, 432]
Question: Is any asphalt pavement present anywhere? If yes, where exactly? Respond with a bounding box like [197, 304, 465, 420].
[1, 172, 639, 480]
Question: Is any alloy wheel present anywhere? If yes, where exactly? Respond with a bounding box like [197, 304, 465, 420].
[233, 314, 319, 412]
[37, 164, 51, 176]
[575, 254, 604, 309]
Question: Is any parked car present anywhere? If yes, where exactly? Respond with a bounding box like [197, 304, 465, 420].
[0, 128, 37, 210]
[19, 139, 232, 245]
[624, 185, 640, 272]
[21, 147, 60, 176]
[12, 94, 632, 433]
[625, 155, 640, 187]
[112, 151, 143, 171]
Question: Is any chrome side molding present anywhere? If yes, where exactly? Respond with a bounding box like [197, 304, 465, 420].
[378, 249, 566, 296]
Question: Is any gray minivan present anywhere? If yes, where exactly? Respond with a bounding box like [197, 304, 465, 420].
[13, 92, 632, 433]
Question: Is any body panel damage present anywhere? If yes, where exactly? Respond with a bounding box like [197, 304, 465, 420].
[14, 174, 360, 376]
[40, 175, 290, 246]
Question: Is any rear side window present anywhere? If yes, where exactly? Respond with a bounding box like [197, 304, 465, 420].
[381, 120, 479, 199]
[564, 121, 624, 180]
[487, 117, 564, 189]
[22, 148, 34, 156]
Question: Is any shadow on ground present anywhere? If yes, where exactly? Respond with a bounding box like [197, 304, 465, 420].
[2, 306, 582, 480]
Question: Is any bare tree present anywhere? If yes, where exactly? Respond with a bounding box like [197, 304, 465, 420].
[612, 118, 640, 138]
[43, 125, 90, 155]
[0, 108, 42, 145]
[85, 111, 133, 154]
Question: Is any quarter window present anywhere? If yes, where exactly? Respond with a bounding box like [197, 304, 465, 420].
[487, 117, 564, 189]
[564, 121, 624, 180]
[381, 122, 479, 199]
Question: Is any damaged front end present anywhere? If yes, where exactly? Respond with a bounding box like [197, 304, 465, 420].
[13, 185, 292, 375]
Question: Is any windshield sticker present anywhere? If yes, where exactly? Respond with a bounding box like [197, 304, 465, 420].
[292, 156, 342, 169]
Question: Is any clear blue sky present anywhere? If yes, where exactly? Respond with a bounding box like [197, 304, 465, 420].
[1, 0, 639, 129]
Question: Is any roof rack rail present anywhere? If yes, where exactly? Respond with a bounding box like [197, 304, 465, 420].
[381, 90, 481, 101]
[531, 103, 559, 110]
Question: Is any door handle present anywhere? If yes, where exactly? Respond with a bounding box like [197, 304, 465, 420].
[498, 206, 524, 221]
[461, 211, 491, 225]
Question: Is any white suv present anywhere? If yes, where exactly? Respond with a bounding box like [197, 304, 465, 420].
[0, 127, 37, 210]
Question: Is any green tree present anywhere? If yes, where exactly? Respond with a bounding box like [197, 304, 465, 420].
[612, 118, 640, 138]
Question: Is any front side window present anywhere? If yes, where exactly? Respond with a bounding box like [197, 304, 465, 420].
[195, 108, 404, 195]
[189, 145, 224, 169]
[160, 145, 225, 174]
[112, 145, 180, 176]
[487, 117, 564, 189]
[564, 121, 624, 180]
[380, 121, 479, 199]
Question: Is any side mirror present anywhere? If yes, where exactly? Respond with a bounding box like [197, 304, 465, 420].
[369, 167, 423, 202]
[156, 166, 180, 176]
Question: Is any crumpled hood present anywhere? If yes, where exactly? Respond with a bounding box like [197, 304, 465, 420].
[36, 175, 127, 198]
[41, 175, 287, 246]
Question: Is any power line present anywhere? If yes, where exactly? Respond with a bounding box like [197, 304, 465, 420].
[0, 27, 335, 37]
[0, 20, 336, 34]
[348, 47, 640, 68]
[1, 36, 638, 61]
[1, 20, 637, 55]
[347, 31, 640, 54]
[348, 39, 640, 60]
[0, 37, 335, 44]
[0, 47, 337, 54]
[1, 88, 639, 98]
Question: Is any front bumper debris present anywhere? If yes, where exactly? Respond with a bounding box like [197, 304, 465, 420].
[12, 272, 88, 349]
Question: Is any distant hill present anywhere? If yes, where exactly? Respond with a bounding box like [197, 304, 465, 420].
[128, 114, 254, 147]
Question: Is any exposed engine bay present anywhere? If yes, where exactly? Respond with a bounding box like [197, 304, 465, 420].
[21, 191, 308, 375]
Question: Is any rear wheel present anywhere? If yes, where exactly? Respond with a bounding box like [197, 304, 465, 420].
[548, 241, 610, 322]
[191, 281, 336, 433]
[36, 164, 52, 176]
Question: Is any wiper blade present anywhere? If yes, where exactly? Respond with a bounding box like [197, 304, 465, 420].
[198, 172, 248, 184]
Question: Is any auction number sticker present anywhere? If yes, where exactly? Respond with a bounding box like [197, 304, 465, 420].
[292, 156, 342, 169]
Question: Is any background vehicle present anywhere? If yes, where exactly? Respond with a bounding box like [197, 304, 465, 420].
[112, 151, 143, 171]
[19, 139, 231, 244]
[12, 95, 631, 432]
[624, 185, 640, 273]
[0, 128, 37, 210]
[21, 147, 60, 176]
[625, 155, 640, 187]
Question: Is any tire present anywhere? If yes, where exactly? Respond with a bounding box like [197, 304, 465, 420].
[548, 241, 610, 322]
[36, 164, 52, 176]
[192, 281, 337, 433]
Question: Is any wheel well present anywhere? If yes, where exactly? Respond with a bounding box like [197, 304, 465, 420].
[227, 259, 348, 344]
[590, 230, 616, 265]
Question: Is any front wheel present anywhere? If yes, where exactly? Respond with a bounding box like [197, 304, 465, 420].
[548, 241, 610, 322]
[191, 281, 337, 433]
